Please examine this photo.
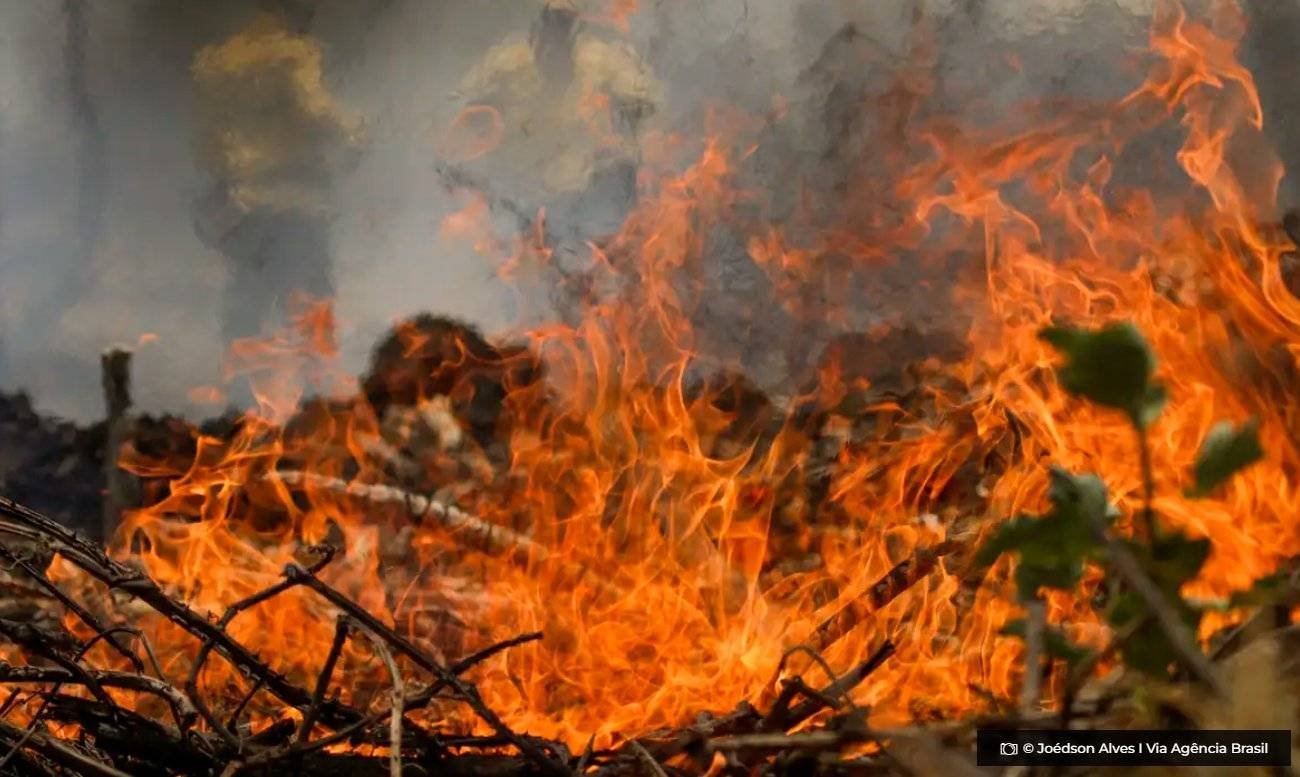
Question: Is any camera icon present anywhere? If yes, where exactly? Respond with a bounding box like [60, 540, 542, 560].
[1000, 743, 1020, 757]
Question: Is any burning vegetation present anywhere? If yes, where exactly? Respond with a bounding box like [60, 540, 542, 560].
[3, 0, 1300, 775]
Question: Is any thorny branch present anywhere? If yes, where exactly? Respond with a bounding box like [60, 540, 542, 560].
[0, 495, 567, 776]
[0, 494, 363, 731]
[0, 492, 960, 776]
[0, 486, 1224, 777]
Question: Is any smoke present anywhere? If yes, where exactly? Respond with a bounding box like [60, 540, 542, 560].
[0, 0, 1293, 422]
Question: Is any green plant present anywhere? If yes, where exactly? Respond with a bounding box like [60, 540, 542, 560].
[979, 322, 1264, 690]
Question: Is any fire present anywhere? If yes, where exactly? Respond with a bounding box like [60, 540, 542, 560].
[29, 0, 1300, 756]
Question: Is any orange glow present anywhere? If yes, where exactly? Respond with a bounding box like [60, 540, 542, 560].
[441, 104, 507, 162]
[186, 385, 228, 406]
[38, 0, 1300, 757]
[584, 0, 639, 34]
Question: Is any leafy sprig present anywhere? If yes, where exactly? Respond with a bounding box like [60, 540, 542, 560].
[980, 322, 1264, 689]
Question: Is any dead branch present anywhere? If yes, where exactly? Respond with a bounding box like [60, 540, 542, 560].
[628, 740, 670, 777]
[298, 616, 351, 743]
[282, 562, 568, 777]
[0, 542, 142, 671]
[0, 662, 195, 729]
[782, 640, 896, 731]
[184, 543, 345, 748]
[812, 542, 958, 651]
[0, 717, 130, 777]
[272, 471, 544, 563]
[0, 494, 364, 731]
[364, 632, 405, 777]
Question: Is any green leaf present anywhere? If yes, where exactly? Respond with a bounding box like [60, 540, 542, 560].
[1117, 609, 1182, 677]
[1135, 385, 1168, 429]
[1188, 419, 1263, 498]
[1039, 322, 1165, 427]
[976, 514, 1088, 600]
[975, 468, 1110, 601]
[1002, 618, 1090, 664]
[1106, 582, 1205, 679]
[1087, 529, 1209, 679]
[976, 515, 1044, 568]
[1045, 467, 1111, 530]
[1014, 555, 1086, 602]
[1145, 531, 1211, 592]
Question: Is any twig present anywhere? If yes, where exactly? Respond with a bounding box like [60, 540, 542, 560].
[635, 701, 761, 762]
[783, 640, 896, 730]
[365, 632, 405, 777]
[184, 545, 338, 745]
[812, 542, 957, 651]
[616, 641, 895, 769]
[0, 495, 364, 731]
[228, 632, 548, 773]
[273, 471, 544, 563]
[0, 542, 142, 671]
[395, 630, 544, 718]
[0, 717, 130, 777]
[760, 680, 808, 734]
[628, 740, 670, 777]
[763, 644, 855, 731]
[42, 694, 219, 772]
[393, 629, 546, 719]
[451, 631, 544, 675]
[707, 729, 862, 753]
[775, 645, 853, 709]
[297, 615, 350, 743]
[0, 618, 159, 771]
[0, 618, 116, 709]
[0, 689, 19, 718]
[283, 562, 567, 776]
[1091, 519, 1226, 697]
[0, 662, 196, 729]
[781, 678, 842, 717]
[226, 684, 438, 773]
[575, 734, 597, 773]
[226, 676, 266, 732]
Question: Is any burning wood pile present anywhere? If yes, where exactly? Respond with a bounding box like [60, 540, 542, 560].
[0, 312, 986, 776]
[6, 1, 1300, 775]
[0, 305, 1295, 775]
[0, 492, 905, 776]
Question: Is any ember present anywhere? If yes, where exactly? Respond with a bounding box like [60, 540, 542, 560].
[3, 0, 1300, 774]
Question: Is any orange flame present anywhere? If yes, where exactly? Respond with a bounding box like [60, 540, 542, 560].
[36, 0, 1300, 756]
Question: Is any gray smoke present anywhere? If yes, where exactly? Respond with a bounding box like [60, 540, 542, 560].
[0, 0, 1293, 422]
